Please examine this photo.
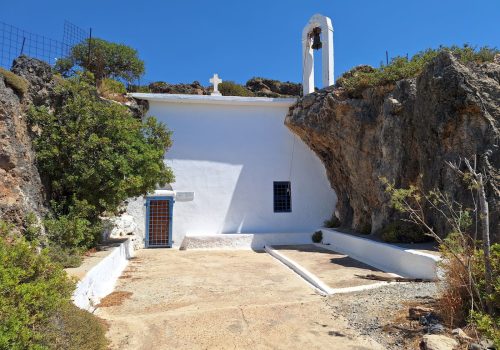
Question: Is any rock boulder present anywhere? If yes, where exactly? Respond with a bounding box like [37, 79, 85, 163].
[420, 335, 458, 350]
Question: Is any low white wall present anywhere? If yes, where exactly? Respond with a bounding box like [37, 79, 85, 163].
[180, 232, 315, 250]
[265, 245, 330, 295]
[250, 232, 314, 249]
[320, 229, 440, 280]
[265, 245, 390, 295]
[72, 239, 134, 311]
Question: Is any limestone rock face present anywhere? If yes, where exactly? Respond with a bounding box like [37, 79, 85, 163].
[0, 59, 49, 228]
[11, 55, 55, 106]
[246, 77, 302, 97]
[286, 52, 499, 241]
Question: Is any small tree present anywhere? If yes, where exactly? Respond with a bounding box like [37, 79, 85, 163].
[447, 157, 493, 315]
[28, 73, 174, 248]
[55, 38, 145, 84]
[382, 157, 499, 345]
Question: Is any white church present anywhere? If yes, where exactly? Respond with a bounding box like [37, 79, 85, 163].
[129, 14, 337, 249]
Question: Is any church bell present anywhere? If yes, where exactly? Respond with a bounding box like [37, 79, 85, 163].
[311, 27, 322, 50]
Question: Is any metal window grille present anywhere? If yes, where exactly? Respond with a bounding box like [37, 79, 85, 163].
[147, 198, 172, 247]
[273, 181, 292, 213]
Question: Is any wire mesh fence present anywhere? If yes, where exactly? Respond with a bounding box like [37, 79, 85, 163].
[62, 21, 88, 57]
[0, 20, 88, 70]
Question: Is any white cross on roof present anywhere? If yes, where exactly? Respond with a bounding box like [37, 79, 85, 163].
[209, 73, 222, 96]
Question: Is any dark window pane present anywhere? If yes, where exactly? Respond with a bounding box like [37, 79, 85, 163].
[273, 181, 291, 212]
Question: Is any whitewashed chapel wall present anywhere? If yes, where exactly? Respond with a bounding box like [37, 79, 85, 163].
[144, 99, 336, 246]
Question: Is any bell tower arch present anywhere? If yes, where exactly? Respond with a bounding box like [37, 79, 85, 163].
[302, 14, 334, 95]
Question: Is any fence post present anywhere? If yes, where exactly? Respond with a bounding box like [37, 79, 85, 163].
[20, 37, 26, 56]
[87, 28, 92, 67]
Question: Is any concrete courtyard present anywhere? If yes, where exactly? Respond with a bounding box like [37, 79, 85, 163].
[97, 249, 385, 349]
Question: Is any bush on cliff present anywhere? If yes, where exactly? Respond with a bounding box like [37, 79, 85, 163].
[0, 67, 28, 97]
[54, 38, 144, 84]
[100, 78, 127, 94]
[336, 45, 500, 97]
[28, 73, 174, 248]
[219, 81, 254, 97]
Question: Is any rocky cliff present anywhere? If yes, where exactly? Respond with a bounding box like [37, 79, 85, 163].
[0, 56, 53, 228]
[145, 78, 301, 97]
[0, 56, 150, 231]
[286, 52, 499, 241]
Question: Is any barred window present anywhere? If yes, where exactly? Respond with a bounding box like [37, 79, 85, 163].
[273, 181, 291, 213]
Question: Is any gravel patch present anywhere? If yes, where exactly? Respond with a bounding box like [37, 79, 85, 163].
[326, 282, 439, 349]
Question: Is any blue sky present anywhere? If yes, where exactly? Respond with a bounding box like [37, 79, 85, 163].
[2, 0, 499, 85]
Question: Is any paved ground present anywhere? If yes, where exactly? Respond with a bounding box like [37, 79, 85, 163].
[273, 244, 394, 289]
[97, 249, 385, 350]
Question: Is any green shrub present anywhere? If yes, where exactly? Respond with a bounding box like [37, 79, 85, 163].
[44, 199, 102, 249]
[472, 311, 500, 349]
[28, 73, 174, 248]
[45, 244, 83, 268]
[324, 214, 341, 228]
[23, 212, 42, 241]
[380, 221, 430, 243]
[218, 81, 254, 97]
[0, 222, 108, 349]
[21, 213, 84, 268]
[312, 230, 323, 243]
[336, 45, 500, 97]
[472, 243, 500, 317]
[443, 241, 500, 347]
[0, 67, 28, 97]
[99, 78, 126, 95]
[0, 222, 73, 349]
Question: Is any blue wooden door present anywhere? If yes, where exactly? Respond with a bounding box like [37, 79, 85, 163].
[145, 196, 173, 248]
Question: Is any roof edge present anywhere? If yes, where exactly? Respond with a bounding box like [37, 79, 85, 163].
[128, 93, 297, 107]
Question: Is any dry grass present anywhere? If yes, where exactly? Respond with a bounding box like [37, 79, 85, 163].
[436, 257, 470, 328]
[0, 67, 28, 97]
[44, 303, 109, 350]
[98, 291, 133, 307]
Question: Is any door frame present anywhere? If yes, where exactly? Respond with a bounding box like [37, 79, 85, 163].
[145, 195, 174, 248]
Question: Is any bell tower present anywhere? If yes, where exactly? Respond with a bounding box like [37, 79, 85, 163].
[302, 14, 334, 95]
